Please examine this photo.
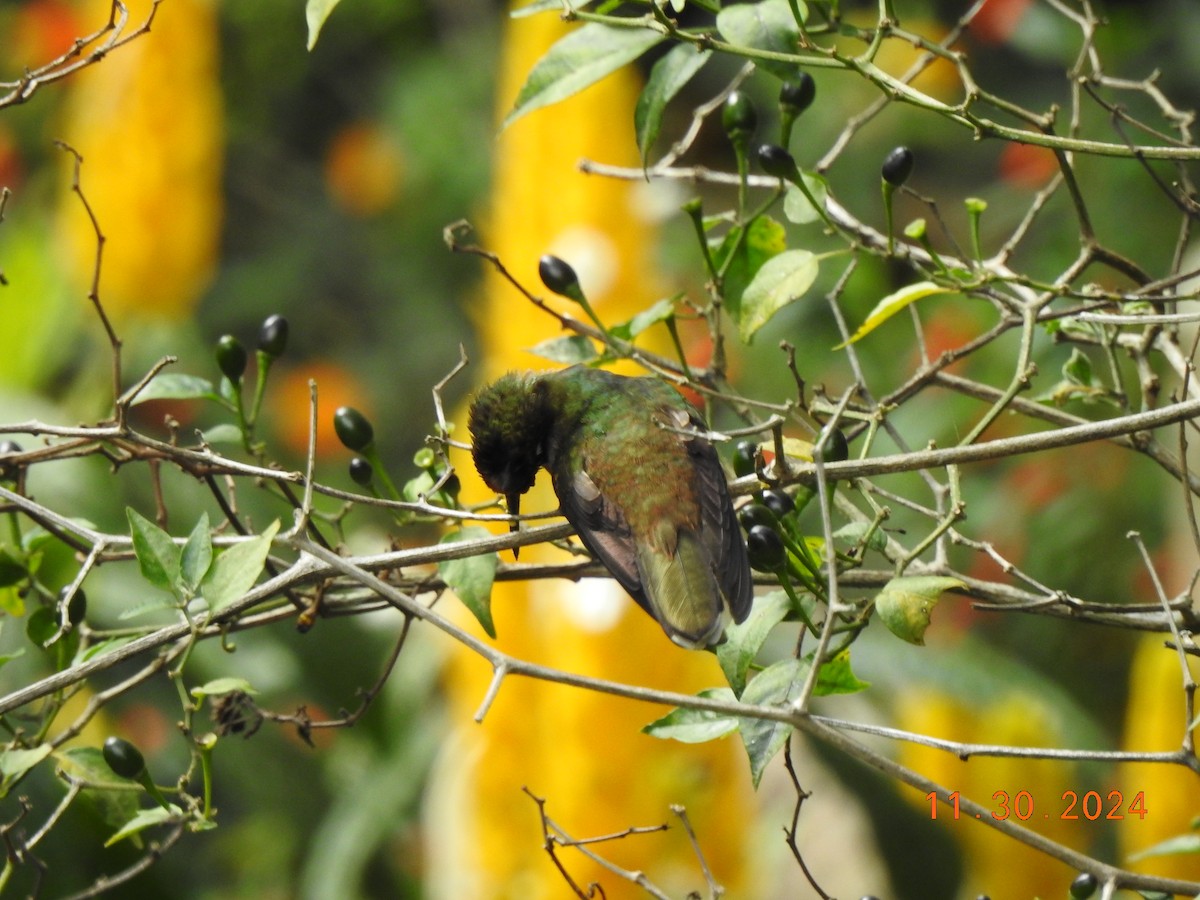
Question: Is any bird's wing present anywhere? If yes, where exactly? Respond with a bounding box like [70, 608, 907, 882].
[683, 414, 754, 624]
[551, 466, 653, 617]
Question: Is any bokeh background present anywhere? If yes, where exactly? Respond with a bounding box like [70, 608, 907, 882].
[0, 0, 1198, 896]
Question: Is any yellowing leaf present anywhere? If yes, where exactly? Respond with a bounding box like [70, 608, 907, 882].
[738, 248, 818, 343]
[875, 575, 964, 645]
[306, 0, 343, 50]
[836, 281, 951, 348]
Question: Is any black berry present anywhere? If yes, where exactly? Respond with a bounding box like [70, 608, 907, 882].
[333, 407, 375, 452]
[746, 524, 786, 571]
[757, 143, 799, 181]
[1069, 873, 1098, 899]
[882, 146, 914, 186]
[779, 74, 816, 116]
[349, 457, 373, 486]
[732, 441, 758, 479]
[538, 255, 583, 301]
[258, 314, 289, 358]
[761, 489, 796, 519]
[102, 736, 146, 780]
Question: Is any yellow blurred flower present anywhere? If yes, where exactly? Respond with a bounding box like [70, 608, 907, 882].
[424, 7, 759, 898]
[56, 0, 222, 321]
[897, 689, 1084, 897]
[1117, 635, 1200, 882]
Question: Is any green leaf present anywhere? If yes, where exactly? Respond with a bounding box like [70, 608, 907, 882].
[527, 335, 598, 364]
[117, 597, 179, 622]
[618, 298, 677, 340]
[737, 248, 819, 343]
[200, 424, 244, 446]
[635, 44, 712, 166]
[1062, 348, 1094, 386]
[200, 520, 280, 614]
[782, 174, 828, 224]
[0, 743, 51, 778]
[80, 635, 137, 662]
[305, 0, 342, 50]
[642, 688, 739, 743]
[814, 649, 870, 695]
[127, 509, 182, 596]
[716, 0, 806, 80]
[57, 746, 118, 785]
[105, 805, 181, 847]
[179, 513, 213, 596]
[401, 470, 434, 504]
[716, 215, 787, 321]
[739, 657, 807, 787]
[832, 521, 887, 553]
[1128, 833, 1200, 860]
[874, 575, 964, 645]
[129, 373, 219, 406]
[191, 677, 256, 700]
[0, 546, 28, 588]
[717, 591, 790, 696]
[57, 747, 146, 848]
[0, 586, 24, 617]
[836, 281, 951, 348]
[438, 527, 498, 638]
[25, 606, 58, 648]
[0, 646, 24, 672]
[504, 23, 665, 130]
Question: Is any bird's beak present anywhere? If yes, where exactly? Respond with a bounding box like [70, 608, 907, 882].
[506, 492, 521, 560]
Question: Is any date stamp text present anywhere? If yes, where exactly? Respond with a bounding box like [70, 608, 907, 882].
[927, 790, 1147, 822]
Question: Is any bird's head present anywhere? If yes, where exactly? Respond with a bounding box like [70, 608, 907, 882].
[468, 372, 554, 525]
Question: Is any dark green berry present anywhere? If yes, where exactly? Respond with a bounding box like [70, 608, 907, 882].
[258, 314, 289, 358]
[882, 146, 914, 186]
[757, 143, 799, 181]
[59, 586, 87, 626]
[816, 428, 849, 463]
[732, 441, 758, 479]
[538, 255, 583, 301]
[349, 457, 373, 486]
[722, 91, 758, 143]
[761, 489, 796, 519]
[1068, 873, 1097, 899]
[746, 524, 786, 571]
[737, 502, 776, 534]
[779, 74, 816, 116]
[440, 472, 461, 500]
[333, 407, 375, 452]
[215, 335, 247, 384]
[102, 736, 146, 780]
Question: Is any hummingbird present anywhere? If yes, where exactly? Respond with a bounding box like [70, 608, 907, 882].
[467, 366, 753, 648]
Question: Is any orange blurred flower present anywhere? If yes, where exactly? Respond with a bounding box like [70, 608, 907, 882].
[998, 142, 1058, 189]
[324, 121, 405, 217]
[268, 360, 372, 459]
